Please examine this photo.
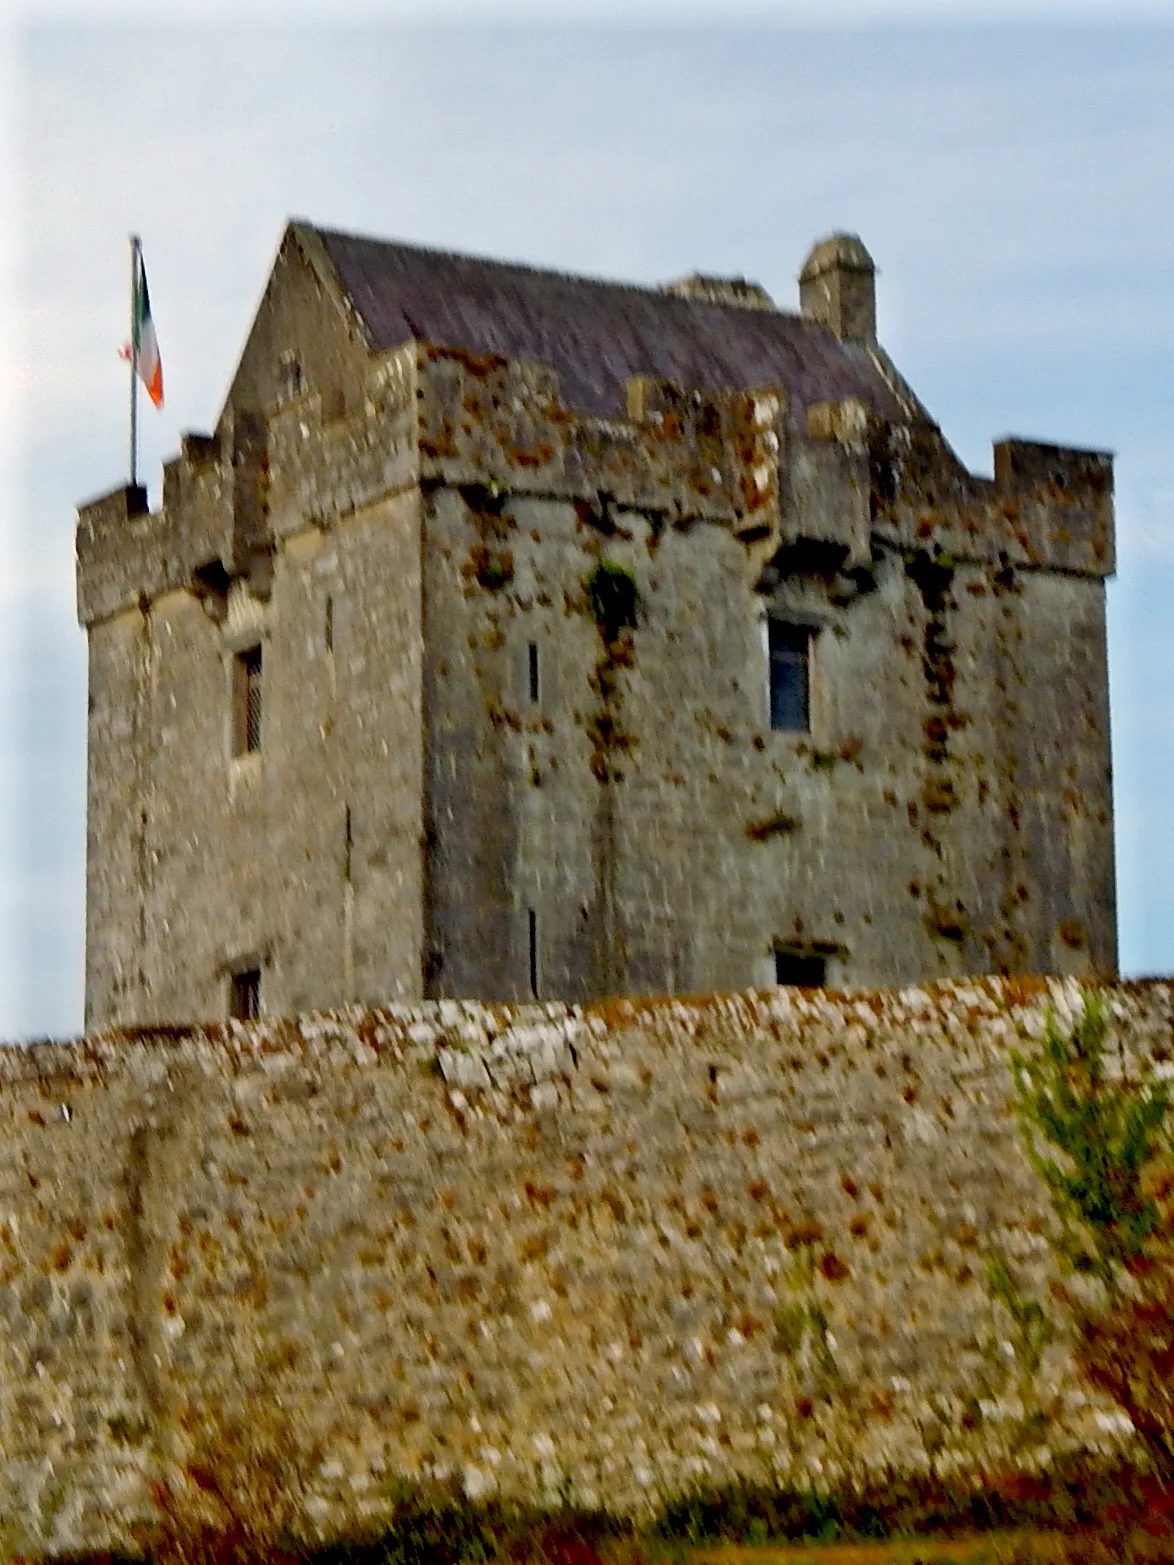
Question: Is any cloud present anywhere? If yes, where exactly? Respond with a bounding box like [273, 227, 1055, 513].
[3, 16, 1173, 1034]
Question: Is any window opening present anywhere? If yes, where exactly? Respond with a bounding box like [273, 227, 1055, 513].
[325, 595, 334, 654]
[230, 967, 261, 1020]
[775, 949, 826, 988]
[768, 621, 811, 732]
[233, 644, 263, 755]
[528, 908, 539, 997]
[278, 350, 304, 402]
[528, 642, 540, 704]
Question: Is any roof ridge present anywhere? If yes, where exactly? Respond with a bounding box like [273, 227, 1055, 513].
[305, 220, 810, 323]
[294, 219, 911, 424]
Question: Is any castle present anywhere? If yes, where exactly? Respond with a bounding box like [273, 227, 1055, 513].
[76, 223, 1117, 1031]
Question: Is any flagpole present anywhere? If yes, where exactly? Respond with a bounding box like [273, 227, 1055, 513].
[129, 234, 140, 488]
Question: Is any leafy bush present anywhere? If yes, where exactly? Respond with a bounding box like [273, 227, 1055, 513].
[1011, 998, 1170, 1290]
[1011, 996, 1174, 1472]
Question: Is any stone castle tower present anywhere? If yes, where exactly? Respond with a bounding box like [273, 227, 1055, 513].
[76, 223, 1117, 1029]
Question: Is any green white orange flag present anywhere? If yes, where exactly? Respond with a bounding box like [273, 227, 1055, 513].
[132, 250, 164, 409]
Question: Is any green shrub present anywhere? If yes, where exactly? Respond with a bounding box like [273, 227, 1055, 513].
[1011, 997, 1170, 1291]
[1011, 995, 1174, 1470]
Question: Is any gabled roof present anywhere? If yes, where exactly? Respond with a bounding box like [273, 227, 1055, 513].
[300, 223, 911, 423]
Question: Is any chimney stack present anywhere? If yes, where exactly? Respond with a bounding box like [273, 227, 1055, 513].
[799, 234, 876, 345]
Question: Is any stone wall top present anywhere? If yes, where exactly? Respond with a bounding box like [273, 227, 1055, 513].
[6, 976, 1171, 1090]
[77, 332, 1116, 629]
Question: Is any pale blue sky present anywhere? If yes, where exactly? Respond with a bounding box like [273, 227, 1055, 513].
[2, 9, 1172, 1038]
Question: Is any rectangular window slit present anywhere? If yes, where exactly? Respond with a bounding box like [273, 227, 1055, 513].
[528, 642, 540, 704]
[768, 621, 811, 733]
[325, 595, 334, 653]
[233, 644, 263, 755]
[528, 908, 539, 997]
[343, 804, 352, 882]
[230, 967, 261, 1020]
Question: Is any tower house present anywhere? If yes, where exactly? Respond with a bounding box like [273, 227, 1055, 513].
[76, 223, 1117, 1027]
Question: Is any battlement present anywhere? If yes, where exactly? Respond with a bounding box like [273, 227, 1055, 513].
[77, 450, 236, 626]
[868, 422, 1114, 576]
[75, 483, 150, 624]
[77, 332, 1115, 630]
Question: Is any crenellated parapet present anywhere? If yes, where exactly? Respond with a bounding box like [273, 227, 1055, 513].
[869, 419, 1114, 577]
[75, 348, 420, 625]
[77, 335, 1114, 630]
[265, 341, 419, 538]
[75, 482, 152, 625]
[76, 445, 236, 627]
[413, 344, 1114, 579]
[415, 345, 785, 531]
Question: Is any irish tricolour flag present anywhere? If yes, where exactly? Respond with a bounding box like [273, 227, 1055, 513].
[132, 250, 164, 409]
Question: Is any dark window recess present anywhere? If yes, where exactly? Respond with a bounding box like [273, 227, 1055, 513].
[230, 968, 261, 1020]
[775, 950, 826, 988]
[325, 595, 334, 653]
[768, 621, 811, 732]
[278, 351, 304, 401]
[528, 642, 540, 704]
[233, 645, 263, 754]
[528, 908, 539, 997]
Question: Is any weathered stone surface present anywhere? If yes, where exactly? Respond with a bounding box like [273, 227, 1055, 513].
[2, 978, 1171, 1555]
[75, 222, 1116, 1031]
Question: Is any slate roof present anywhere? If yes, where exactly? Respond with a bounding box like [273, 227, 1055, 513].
[309, 225, 910, 424]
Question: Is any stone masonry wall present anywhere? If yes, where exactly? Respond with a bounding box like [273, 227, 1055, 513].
[412, 345, 1114, 1001]
[3, 977, 1172, 1557]
[81, 486, 425, 1030]
[421, 483, 1115, 1003]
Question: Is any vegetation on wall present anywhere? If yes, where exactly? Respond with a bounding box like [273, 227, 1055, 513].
[469, 545, 515, 592]
[30, 1456, 1174, 1565]
[979, 1249, 1056, 1454]
[1011, 999, 1169, 1289]
[744, 810, 800, 842]
[1009, 996, 1174, 1471]
[131, 1401, 323, 1565]
[582, 561, 639, 784]
[584, 562, 639, 641]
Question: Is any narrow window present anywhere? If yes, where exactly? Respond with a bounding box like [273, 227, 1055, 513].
[278, 350, 304, 402]
[528, 641, 540, 704]
[528, 908, 539, 997]
[775, 949, 826, 988]
[324, 595, 334, 654]
[233, 644, 263, 755]
[343, 804, 353, 882]
[229, 967, 261, 1020]
[768, 621, 811, 732]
